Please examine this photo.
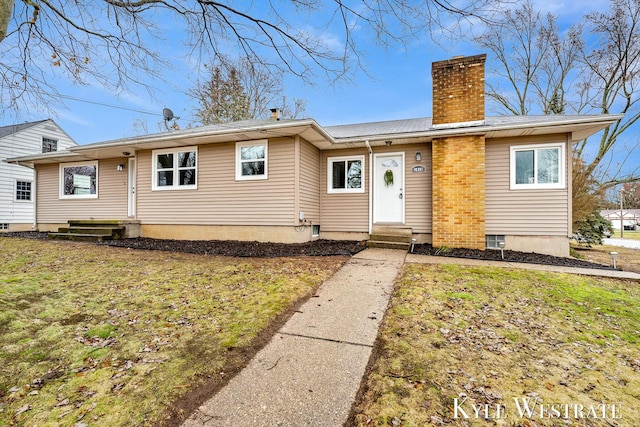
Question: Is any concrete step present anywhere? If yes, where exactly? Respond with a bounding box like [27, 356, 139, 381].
[367, 240, 411, 250]
[48, 233, 113, 242]
[369, 233, 412, 243]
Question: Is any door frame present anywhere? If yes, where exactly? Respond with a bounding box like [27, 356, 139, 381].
[373, 151, 405, 224]
[127, 157, 136, 217]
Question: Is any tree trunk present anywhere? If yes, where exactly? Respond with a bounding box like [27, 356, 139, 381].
[0, 0, 13, 43]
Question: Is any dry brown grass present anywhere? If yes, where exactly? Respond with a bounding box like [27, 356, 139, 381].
[0, 237, 347, 426]
[352, 264, 640, 426]
[573, 244, 640, 274]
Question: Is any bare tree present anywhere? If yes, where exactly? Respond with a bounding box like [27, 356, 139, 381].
[573, 0, 640, 189]
[474, 0, 581, 115]
[1, 0, 502, 113]
[189, 56, 307, 125]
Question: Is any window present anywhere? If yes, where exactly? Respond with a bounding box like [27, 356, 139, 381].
[42, 137, 58, 153]
[16, 181, 32, 201]
[152, 147, 197, 190]
[312, 224, 320, 237]
[236, 140, 268, 180]
[510, 143, 565, 189]
[0, 224, 8, 230]
[486, 235, 505, 249]
[327, 156, 364, 193]
[60, 162, 98, 198]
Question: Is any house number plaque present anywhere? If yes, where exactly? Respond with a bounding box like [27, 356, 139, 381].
[412, 166, 426, 173]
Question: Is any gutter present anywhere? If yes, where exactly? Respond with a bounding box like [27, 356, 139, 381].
[365, 140, 373, 235]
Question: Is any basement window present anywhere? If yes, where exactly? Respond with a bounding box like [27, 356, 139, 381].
[0, 224, 8, 230]
[486, 235, 505, 249]
[510, 143, 565, 190]
[312, 224, 320, 237]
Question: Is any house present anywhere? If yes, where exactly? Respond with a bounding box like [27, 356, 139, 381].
[601, 209, 640, 230]
[7, 55, 622, 257]
[0, 119, 77, 231]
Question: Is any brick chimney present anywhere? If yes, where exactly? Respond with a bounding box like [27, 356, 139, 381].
[432, 54, 486, 127]
[431, 54, 487, 250]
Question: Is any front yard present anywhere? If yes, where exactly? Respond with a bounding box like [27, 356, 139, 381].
[0, 238, 347, 426]
[352, 263, 640, 426]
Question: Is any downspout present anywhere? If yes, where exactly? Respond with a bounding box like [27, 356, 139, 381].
[365, 140, 373, 235]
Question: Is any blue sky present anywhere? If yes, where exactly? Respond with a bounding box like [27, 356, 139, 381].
[2, 0, 632, 155]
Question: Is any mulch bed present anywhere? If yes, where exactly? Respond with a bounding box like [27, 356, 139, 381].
[2, 232, 614, 269]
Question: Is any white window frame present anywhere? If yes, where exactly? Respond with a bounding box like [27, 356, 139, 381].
[15, 180, 32, 202]
[236, 140, 268, 181]
[510, 143, 565, 190]
[152, 147, 198, 191]
[327, 155, 365, 194]
[42, 137, 58, 153]
[59, 161, 98, 199]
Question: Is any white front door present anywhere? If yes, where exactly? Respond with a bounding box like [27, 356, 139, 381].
[374, 153, 404, 223]
[127, 158, 136, 217]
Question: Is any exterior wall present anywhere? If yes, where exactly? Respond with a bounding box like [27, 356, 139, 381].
[135, 138, 296, 227]
[432, 54, 486, 125]
[320, 148, 370, 233]
[432, 135, 486, 249]
[320, 144, 432, 236]
[35, 158, 129, 224]
[140, 224, 313, 243]
[505, 235, 569, 258]
[485, 135, 570, 237]
[298, 138, 321, 226]
[0, 121, 76, 229]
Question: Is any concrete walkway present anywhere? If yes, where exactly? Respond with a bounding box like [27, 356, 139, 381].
[182, 248, 406, 427]
[182, 248, 640, 427]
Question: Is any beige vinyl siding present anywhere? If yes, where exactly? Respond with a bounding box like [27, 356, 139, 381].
[375, 144, 432, 233]
[298, 139, 320, 223]
[485, 134, 570, 236]
[320, 148, 370, 232]
[136, 138, 296, 225]
[36, 158, 128, 223]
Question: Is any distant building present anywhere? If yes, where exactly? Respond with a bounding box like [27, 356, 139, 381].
[1, 119, 77, 231]
[601, 209, 640, 230]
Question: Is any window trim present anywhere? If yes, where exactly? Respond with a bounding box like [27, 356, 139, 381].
[327, 155, 365, 194]
[236, 140, 268, 181]
[152, 146, 198, 191]
[15, 180, 32, 202]
[510, 143, 565, 190]
[59, 161, 98, 199]
[42, 137, 58, 153]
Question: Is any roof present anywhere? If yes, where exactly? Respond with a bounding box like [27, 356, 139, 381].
[7, 113, 624, 166]
[0, 119, 49, 139]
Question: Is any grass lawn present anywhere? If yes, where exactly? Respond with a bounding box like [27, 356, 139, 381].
[0, 237, 347, 426]
[609, 230, 640, 240]
[352, 264, 640, 426]
[572, 244, 640, 274]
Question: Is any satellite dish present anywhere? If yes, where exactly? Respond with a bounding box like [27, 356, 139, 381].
[162, 108, 174, 121]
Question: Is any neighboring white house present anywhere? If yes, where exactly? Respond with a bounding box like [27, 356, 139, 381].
[601, 209, 640, 230]
[0, 119, 77, 231]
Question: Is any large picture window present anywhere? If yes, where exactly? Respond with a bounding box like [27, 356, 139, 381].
[236, 140, 268, 180]
[152, 147, 197, 190]
[510, 143, 565, 190]
[60, 162, 98, 198]
[327, 155, 364, 193]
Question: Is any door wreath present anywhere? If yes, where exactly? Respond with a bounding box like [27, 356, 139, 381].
[384, 169, 394, 187]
